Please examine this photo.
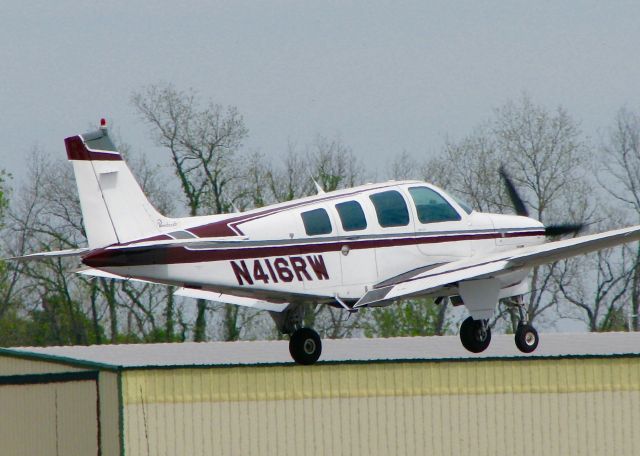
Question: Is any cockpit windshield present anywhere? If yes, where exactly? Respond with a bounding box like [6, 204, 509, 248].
[451, 195, 473, 214]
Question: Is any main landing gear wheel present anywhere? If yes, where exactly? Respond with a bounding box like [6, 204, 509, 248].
[515, 323, 539, 353]
[460, 316, 491, 353]
[289, 327, 322, 365]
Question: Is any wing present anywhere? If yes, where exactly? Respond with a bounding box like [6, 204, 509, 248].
[356, 224, 640, 308]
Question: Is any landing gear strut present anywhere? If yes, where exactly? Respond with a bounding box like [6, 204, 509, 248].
[459, 316, 491, 353]
[513, 296, 539, 353]
[458, 293, 541, 354]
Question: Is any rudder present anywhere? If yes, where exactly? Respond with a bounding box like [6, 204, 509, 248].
[65, 121, 165, 249]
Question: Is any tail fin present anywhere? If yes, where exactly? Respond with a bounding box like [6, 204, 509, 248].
[65, 121, 165, 249]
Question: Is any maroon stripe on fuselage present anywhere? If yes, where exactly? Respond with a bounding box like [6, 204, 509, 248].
[188, 222, 237, 237]
[188, 182, 403, 238]
[82, 230, 544, 268]
[65, 136, 123, 161]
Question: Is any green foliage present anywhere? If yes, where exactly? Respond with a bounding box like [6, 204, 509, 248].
[111, 331, 172, 344]
[596, 306, 628, 332]
[362, 298, 450, 338]
[0, 295, 106, 347]
[0, 310, 40, 346]
[31, 294, 104, 346]
[142, 327, 187, 343]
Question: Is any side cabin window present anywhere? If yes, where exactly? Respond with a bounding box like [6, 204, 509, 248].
[335, 200, 367, 231]
[369, 190, 410, 227]
[301, 208, 332, 236]
[409, 186, 461, 223]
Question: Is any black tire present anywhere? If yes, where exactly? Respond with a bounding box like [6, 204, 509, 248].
[289, 327, 322, 365]
[515, 323, 539, 353]
[459, 316, 491, 353]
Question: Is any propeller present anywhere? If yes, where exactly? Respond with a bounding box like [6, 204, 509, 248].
[498, 166, 583, 237]
[498, 167, 529, 217]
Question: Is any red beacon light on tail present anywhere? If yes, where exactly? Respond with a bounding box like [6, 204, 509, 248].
[100, 118, 107, 130]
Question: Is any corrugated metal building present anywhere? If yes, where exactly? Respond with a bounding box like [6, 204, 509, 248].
[0, 332, 639, 456]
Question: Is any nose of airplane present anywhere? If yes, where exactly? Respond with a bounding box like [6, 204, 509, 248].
[489, 213, 545, 232]
[488, 213, 546, 247]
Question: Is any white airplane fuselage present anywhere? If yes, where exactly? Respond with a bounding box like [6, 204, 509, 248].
[83, 181, 545, 308]
[20, 122, 640, 363]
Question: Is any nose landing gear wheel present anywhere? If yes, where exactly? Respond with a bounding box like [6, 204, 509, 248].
[289, 327, 322, 365]
[459, 316, 491, 353]
[515, 323, 539, 353]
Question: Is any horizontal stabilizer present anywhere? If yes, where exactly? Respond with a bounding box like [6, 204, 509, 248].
[9, 248, 89, 261]
[75, 267, 155, 283]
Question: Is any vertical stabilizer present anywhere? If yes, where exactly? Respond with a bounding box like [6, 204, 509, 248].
[65, 122, 165, 248]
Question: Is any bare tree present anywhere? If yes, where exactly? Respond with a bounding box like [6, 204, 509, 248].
[235, 151, 271, 210]
[598, 108, 640, 330]
[132, 84, 249, 341]
[6, 150, 100, 344]
[496, 96, 590, 327]
[557, 246, 632, 332]
[425, 127, 505, 213]
[265, 135, 364, 204]
[308, 135, 364, 191]
[5, 148, 182, 345]
[424, 95, 591, 330]
[389, 151, 419, 181]
[132, 84, 248, 216]
[266, 142, 315, 202]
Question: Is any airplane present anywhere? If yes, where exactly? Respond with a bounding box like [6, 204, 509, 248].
[13, 120, 640, 364]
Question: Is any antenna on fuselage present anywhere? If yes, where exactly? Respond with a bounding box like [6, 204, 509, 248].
[310, 176, 326, 195]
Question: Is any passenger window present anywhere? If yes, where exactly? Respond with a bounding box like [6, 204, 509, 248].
[409, 187, 461, 223]
[369, 191, 410, 227]
[168, 230, 197, 239]
[301, 208, 332, 235]
[335, 200, 367, 231]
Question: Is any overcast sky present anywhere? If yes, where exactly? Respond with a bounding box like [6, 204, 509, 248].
[1, 1, 639, 184]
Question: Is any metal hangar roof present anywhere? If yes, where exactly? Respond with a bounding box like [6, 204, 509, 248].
[1, 332, 639, 371]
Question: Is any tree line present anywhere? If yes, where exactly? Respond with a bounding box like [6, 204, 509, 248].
[0, 84, 639, 346]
